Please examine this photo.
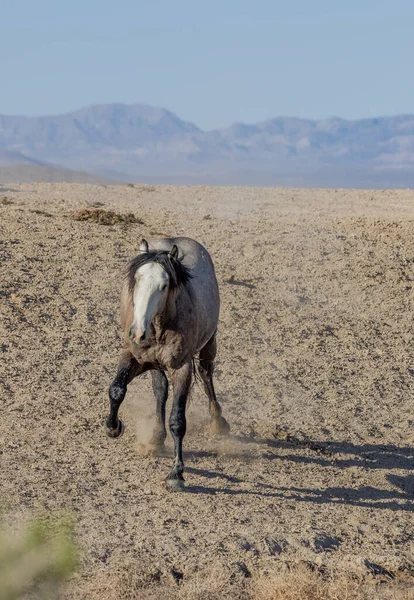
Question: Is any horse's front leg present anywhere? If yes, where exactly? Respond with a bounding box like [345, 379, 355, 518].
[148, 370, 169, 455]
[165, 361, 192, 491]
[105, 350, 142, 438]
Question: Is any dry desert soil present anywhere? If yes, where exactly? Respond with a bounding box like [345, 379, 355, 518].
[1, 183, 414, 599]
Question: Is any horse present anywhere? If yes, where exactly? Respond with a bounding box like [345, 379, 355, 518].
[105, 237, 230, 491]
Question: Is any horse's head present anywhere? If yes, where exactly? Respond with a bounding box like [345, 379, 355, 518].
[127, 240, 190, 344]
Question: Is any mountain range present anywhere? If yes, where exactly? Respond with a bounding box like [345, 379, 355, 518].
[1, 103, 414, 188]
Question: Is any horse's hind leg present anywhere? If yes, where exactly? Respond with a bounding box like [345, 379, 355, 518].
[105, 350, 141, 438]
[148, 370, 169, 455]
[198, 334, 230, 436]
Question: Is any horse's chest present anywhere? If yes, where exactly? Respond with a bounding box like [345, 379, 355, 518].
[132, 332, 187, 370]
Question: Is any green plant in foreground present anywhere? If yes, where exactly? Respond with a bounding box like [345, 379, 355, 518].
[0, 514, 78, 600]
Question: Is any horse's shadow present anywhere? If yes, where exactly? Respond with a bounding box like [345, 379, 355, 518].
[185, 434, 414, 511]
[189, 433, 414, 470]
[250, 435, 414, 471]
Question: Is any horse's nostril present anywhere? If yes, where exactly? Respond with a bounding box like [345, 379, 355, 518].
[129, 327, 134, 340]
[139, 332, 146, 343]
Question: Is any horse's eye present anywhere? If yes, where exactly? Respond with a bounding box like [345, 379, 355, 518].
[161, 284, 168, 291]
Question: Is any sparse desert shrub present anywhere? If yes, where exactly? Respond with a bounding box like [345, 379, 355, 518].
[70, 208, 144, 225]
[0, 514, 78, 600]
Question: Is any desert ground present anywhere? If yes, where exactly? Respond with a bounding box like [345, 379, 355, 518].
[1, 183, 414, 599]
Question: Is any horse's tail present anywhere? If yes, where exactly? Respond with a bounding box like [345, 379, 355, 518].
[192, 357, 200, 382]
[187, 357, 201, 406]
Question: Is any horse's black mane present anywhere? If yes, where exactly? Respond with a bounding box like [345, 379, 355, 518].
[127, 249, 192, 294]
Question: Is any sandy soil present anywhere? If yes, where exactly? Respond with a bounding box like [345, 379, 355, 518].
[1, 183, 414, 597]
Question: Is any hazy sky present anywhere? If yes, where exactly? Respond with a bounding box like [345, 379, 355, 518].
[1, 0, 413, 129]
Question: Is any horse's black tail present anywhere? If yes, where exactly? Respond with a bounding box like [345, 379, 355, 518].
[187, 357, 201, 406]
[192, 357, 203, 385]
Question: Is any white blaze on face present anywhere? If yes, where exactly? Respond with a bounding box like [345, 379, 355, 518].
[130, 262, 169, 343]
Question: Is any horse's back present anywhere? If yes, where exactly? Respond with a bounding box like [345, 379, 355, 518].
[149, 237, 220, 351]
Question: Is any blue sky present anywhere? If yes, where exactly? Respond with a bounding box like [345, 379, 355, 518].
[1, 0, 413, 129]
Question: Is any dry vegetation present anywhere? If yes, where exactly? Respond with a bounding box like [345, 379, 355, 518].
[70, 207, 144, 225]
[70, 563, 412, 600]
[1, 183, 414, 599]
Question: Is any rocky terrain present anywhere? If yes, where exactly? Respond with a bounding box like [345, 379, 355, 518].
[1, 183, 414, 598]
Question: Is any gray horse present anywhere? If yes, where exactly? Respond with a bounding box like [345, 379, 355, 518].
[105, 237, 230, 491]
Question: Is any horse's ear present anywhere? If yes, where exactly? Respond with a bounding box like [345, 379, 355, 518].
[169, 245, 179, 260]
[139, 239, 149, 253]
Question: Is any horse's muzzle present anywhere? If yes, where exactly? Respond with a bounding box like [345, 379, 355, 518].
[129, 326, 146, 344]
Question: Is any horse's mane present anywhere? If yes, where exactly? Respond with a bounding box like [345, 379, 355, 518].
[127, 249, 192, 294]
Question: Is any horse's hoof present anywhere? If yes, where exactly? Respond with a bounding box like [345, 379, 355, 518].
[165, 478, 185, 492]
[210, 416, 230, 436]
[105, 419, 125, 439]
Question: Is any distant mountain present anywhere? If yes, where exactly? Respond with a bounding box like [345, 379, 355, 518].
[1, 104, 414, 188]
